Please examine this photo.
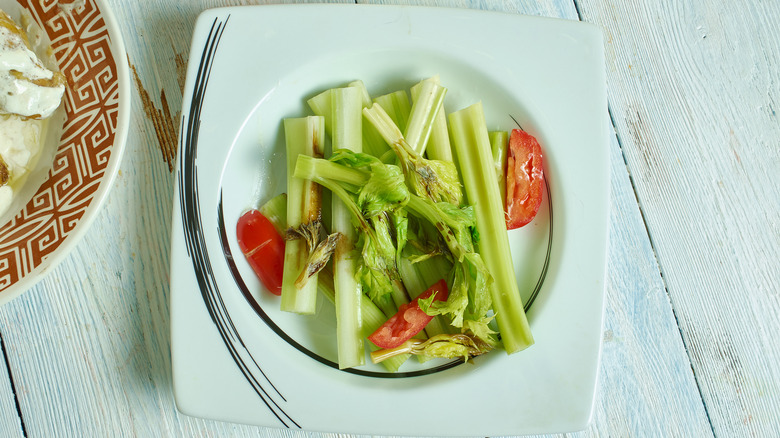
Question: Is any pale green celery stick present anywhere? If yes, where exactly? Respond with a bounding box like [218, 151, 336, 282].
[258, 172, 403, 369]
[489, 131, 509, 209]
[405, 195, 469, 260]
[371, 333, 493, 364]
[281, 116, 324, 314]
[419, 255, 453, 289]
[370, 291, 398, 321]
[379, 149, 397, 164]
[331, 87, 364, 369]
[390, 283, 410, 310]
[363, 102, 405, 147]
[404, 195, 495, 341]
[411, 76, 453, 161]
[294, 155, 366, 188]
[308, 82, 390, 157]
[363, 103, 462, 205]
[295, 156, 389, 311]
[307, 89, 333, 135]
[449, 103, 534, 354]
[293, 155, 370, 231]
[348, 80, 389, 157]
[420, 254, 456, 344]
[373, 90, 411, 134]
[317, 268, 385, 328]
[398, 254, 449, 338]
[415, 254, 454, 339]
[399, 237, 452, 298]
[317, 267, 408, 372]
[293, 154, 404, 318]
[411, 77, 464, 205]
[405, 77, 447, 155]
[398, 254, 428, 299]
[411, 77, 463, 207]
[347, 80, 372, 107]
[258, 193, 287, 236]
[368, 212, 410, 309]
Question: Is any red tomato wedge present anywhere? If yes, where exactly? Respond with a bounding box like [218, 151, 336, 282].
[368, 279, 449, 349]
[505, 128, 544, 229]
[236, 209, 285, 295]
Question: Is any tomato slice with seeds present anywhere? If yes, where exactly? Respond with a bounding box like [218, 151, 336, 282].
[236, 209, 285, 295]
[505, 128, 544, 229]
[368, 279, 449, 349]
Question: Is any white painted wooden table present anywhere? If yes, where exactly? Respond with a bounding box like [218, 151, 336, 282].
[1, 0, 778, 436]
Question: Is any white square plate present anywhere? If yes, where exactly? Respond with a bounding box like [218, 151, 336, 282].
[170, 4, 608, 436]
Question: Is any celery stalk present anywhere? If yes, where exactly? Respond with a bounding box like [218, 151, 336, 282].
[348, 80, 390, 158]
[309, 81, 390, 158]
[331, 87, 365, 369]
[405, 195, 469, 260]
[404, 194, 496, 341]
[371, 333, 493, 364]
[398, 254, 449, 337]
[292, 153, 408, 319]
[362, 103, 405, 146]
[307, 90, 333, 135]
[373, 90, 411, 133]
[420, 255, 453, 289]
[317, 267, 408, 372]
[449, 103, 534, 354]
[259, 183, 406, 370]
[411, 76, 453, 161]
[363, 103, 462, 205]
[295, 155, 367, 188]
[398, 254, 430, 299]
[347, 80, 372, 108]
[293, 155, 369, 229]
[281, 116, 324, 314]
[405, 77, 447, 155]
[389, 280, 411, 309]
[489, 131, 509, 209]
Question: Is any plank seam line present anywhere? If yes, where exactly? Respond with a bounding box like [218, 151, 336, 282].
[0, 332, 27, 437]
[607, 106, 716, 437]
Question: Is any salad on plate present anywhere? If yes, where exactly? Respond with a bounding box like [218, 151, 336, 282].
[236, 76, 545, 371]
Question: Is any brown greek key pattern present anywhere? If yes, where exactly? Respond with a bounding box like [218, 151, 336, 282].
[0, 0, 120, 293]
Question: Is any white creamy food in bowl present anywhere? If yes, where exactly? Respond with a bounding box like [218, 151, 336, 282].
[0, 8, 65, 219]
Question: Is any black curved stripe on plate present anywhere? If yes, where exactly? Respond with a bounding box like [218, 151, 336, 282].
[177, 15, 299, 429]
[524, 178, 553, 311]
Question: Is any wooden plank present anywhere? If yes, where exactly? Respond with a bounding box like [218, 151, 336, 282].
[577, 1, 780, 436]
[583, 128, 712, 437]
[0, 334, 23, 438]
